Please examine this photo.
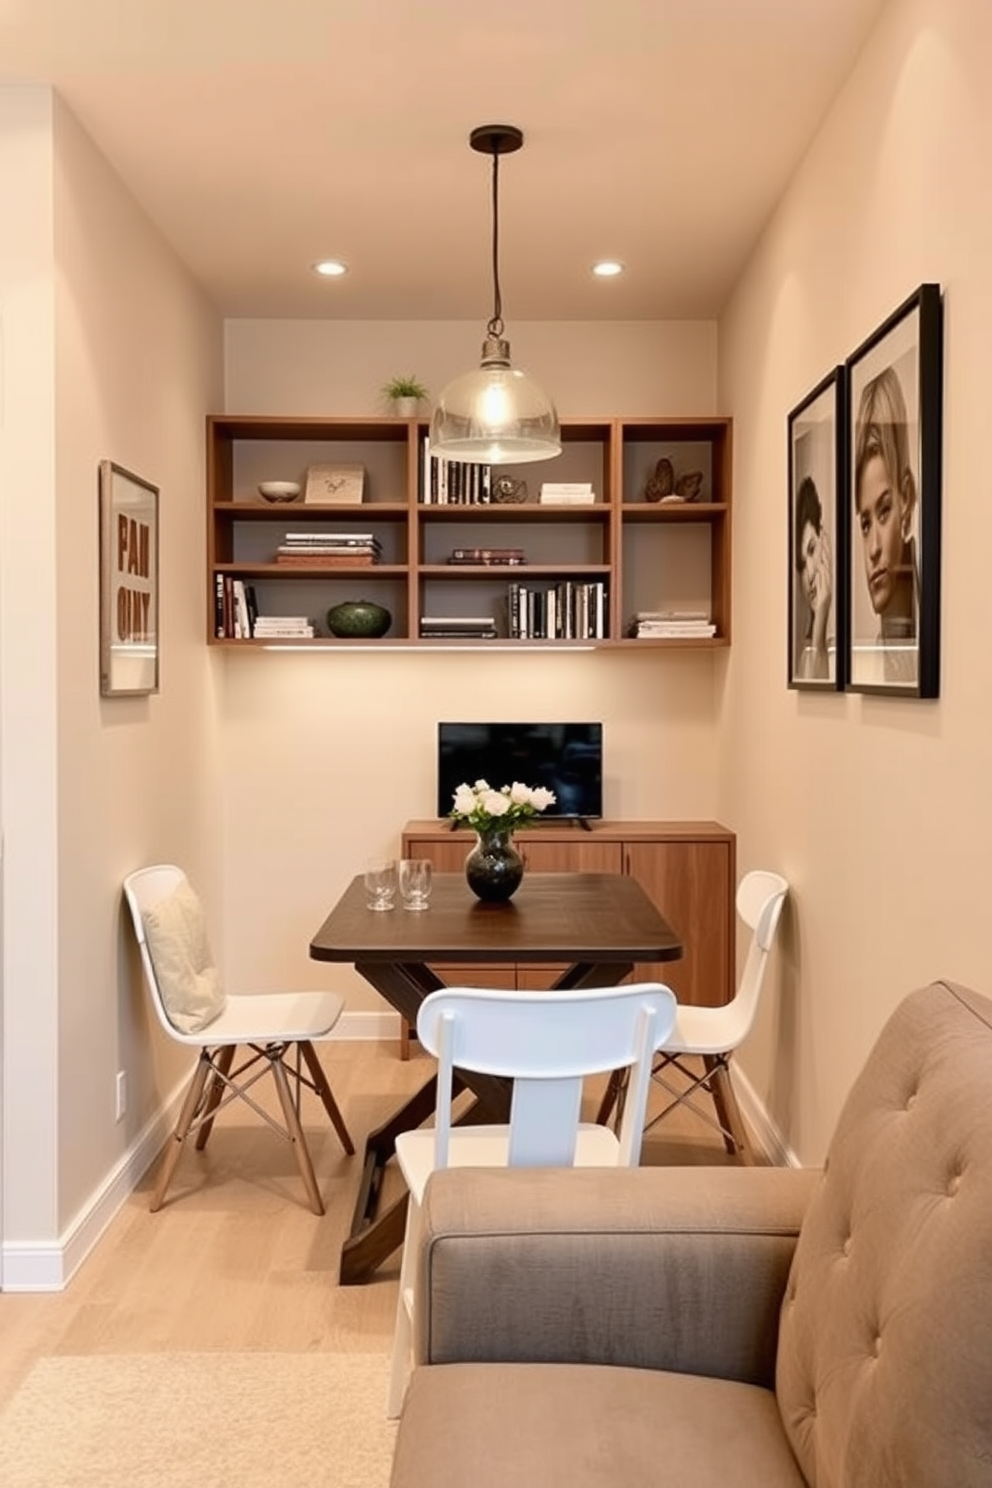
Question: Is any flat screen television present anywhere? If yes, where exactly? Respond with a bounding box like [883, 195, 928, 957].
[437, 722, 604, 822]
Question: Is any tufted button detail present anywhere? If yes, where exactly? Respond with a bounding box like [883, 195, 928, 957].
[947, 1171, 962, 1196]
[842, 1235, 852, 1257]
[905, 1090, 918, 1110]
[873, 1334, 882, 1357]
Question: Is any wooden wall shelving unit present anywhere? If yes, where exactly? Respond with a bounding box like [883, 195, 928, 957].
[206, 415, 732, 649]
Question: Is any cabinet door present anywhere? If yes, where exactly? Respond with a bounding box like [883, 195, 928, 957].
[625, 840, 733, 1006]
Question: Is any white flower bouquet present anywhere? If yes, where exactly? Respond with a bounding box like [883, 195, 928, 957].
[449, 779, 556, 833]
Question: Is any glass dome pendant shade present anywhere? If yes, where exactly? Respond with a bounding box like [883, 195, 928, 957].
[430, 126, 561, 466]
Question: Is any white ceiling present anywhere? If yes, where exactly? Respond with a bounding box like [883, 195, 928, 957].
[1, 0, 887, 320]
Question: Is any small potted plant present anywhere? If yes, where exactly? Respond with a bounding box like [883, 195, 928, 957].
[382, 374, 428, 417]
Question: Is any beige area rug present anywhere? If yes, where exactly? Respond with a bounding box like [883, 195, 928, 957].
[0, 1352, 397, 1488]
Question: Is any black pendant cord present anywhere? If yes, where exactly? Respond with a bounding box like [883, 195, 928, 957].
[487, 150, 504, 340]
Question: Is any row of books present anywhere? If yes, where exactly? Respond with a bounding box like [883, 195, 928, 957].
[629, 609, 716, 639]
[215, 577, 316, 638]
[215, 576, 257, 638]
[274, 532, 381, 568]
[508, 580, 608, 640]
[419, 435, 493, 505]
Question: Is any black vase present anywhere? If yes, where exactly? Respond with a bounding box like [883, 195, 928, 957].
[464, 828, 524, 903]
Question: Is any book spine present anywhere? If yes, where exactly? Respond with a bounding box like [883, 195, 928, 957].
[223, 576, 234, 639]
[244, 583, 258, 637]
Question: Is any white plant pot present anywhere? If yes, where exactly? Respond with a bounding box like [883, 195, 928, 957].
[392, 397, 420, 418]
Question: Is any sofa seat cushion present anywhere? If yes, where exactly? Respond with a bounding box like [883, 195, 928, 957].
[391, 1361, 806, 1488]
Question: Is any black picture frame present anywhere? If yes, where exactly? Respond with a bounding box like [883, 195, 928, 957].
[99, 460, 160, 696]
[845, 284, 943, 698]
[787, 366, 847, 691]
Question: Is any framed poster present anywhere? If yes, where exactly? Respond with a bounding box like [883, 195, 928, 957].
[99, 460, 159, 696]
[304, 463, 365, 505]
[845, 284, 943, 697]
[787, 366, 847, 690]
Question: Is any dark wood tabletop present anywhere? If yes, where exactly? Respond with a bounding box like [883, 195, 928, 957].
[309, 870, 682, 1284]
[309, 871, 683, 965]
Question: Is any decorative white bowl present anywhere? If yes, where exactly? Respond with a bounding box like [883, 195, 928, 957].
[258, 480, 302, 503]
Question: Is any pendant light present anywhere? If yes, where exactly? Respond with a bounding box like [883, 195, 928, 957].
[430, 125, 561, 465]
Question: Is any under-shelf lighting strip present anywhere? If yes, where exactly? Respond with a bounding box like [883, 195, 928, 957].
[259, 643, 597, 653]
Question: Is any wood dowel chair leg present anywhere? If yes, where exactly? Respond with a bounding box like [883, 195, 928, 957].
[269, 1051, 325, 1215]
[195, 1044, 236, 1151]
[299, 1040, 355, 1154]
[705, 1056, 753, 1163]
[151, 1055, 212, 1212]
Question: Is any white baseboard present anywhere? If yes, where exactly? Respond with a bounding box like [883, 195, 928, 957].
[732, 1064, 801, 1168]
[333, 1009, 402, 1041]
[2, 1071, 190, 1293]
[0, 1012, 398, 1292]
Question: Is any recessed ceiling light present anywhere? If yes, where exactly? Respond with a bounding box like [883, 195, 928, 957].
[312, 259, 348, 278]
[591, 260, 625, 278]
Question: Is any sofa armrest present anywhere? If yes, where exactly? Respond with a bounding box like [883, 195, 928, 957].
[415, 1164, 819, 1389]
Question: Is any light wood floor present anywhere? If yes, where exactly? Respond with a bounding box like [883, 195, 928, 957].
[0, 1037, 758, 1413]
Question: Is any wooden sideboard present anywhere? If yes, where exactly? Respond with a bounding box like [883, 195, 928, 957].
[399, 818, 736, 1055]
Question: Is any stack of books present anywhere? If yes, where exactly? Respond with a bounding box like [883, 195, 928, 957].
[252, 615, 315, 639]
[275, 532, 381, 566]
[419, 614, 498, 640]
[539, 482, 596, 506]
[446, 546, 526, 566]
[630, 610, 716, 639]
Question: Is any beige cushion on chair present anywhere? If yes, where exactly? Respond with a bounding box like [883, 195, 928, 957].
[141, 878, 226, 1033]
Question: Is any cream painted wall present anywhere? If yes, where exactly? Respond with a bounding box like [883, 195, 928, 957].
[719, 0, 992, 1161]
[0, 90, 223, 1249]
[222, 320, 725, 1011]
[0, 87, 60, 1252]
[51, 99, 225, 1233]
[225, 318, 717, 420]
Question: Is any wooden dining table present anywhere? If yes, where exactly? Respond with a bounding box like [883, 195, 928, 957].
[309, 870, 683, 1284]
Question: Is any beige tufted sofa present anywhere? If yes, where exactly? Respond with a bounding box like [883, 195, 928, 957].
[390, 980, 992, 1488]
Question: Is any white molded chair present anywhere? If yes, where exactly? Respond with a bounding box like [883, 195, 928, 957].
[386, 980, 678, 1417]
[123, 864, 354, 1215]
[640, 869, 789, 1162]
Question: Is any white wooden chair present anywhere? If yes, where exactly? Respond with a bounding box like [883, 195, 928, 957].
[123, 864, 354, 1214]
[386, 980, 678, 1417]
[641, 869, 789, 1161]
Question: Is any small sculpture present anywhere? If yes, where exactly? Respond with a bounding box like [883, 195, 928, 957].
[675, 470, 704, 502]
[644, 458, 674, 504]
[492, 475, 528, 505]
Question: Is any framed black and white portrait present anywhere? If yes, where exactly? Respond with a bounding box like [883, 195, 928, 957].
[845, 284, 943, 698]
[787, 366, 847, 691]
